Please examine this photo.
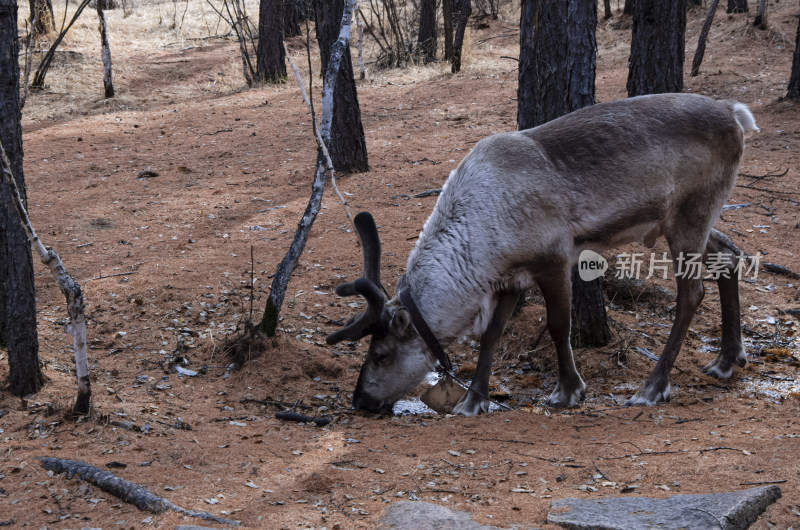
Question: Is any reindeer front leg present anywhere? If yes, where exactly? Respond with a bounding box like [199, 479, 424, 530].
[538, 264, 586, 407]
[453, 291, 519, 416]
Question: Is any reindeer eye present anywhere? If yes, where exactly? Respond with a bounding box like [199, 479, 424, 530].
[370, 344, 393, 365]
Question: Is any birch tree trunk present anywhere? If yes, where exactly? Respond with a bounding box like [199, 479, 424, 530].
[0, 142, 90, 413]
[753, 0, 767, 29]
[260, 0, 357, 336]
[96, 0, 114, 98]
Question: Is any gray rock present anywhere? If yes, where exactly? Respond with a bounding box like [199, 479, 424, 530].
[380, 501, 502, 529]
[547, 485, 781, 530]
[174, 526, 223, 530]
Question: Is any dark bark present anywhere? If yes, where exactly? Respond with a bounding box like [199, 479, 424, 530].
[789, 14, 800, 99]
[623, 0, 633, 16]
[442, 0, 454, 64]
[417, 0, 437, 63]
[28, 0, 54, 34]
[96, 1, 114, 98]
[283, 0, 306, 38]
[518, 0, 596, 129]
[603, 0, 612, 19]
[691, 0, 720, 77]
[314, 0, 368, 173]
[627, 0, 686, 97]
[256, 0, 287, 83]
[570, 271, 610, 349]
[726, 0, 747, 13]
[450, 0, 470, 72]
[0, 0, 44, 396]
[753, 0, 766, 29]
[517, 0, 610, 349]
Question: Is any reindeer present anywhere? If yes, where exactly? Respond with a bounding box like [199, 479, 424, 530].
[326, 93, 759, 416]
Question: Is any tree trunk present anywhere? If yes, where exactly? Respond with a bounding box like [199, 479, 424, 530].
[314, 0, 368, 173]
[96, 1, 114, 98]
[283, 0, 305, 38]
[691, 0, 720, 77]
[627, 0, 686, 97]
[29, 0, 54, 34]
[603, 0, 612, 19]
[726, 0, 747, 13]
[260, 0, 357, 336]
[623, 0, 634, 16]
[788, 14, 800, 99]
[442, 0, 454, 64]
[417, 0, 437, 63]
[753, 0, 766, 29]
[518, 0, 610, 349]
[450, 0, 470, 72]
[256, 0, 287, 83]
[0, 0, 44, 396]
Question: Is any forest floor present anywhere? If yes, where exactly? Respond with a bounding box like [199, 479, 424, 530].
[2, 2, 800, 528]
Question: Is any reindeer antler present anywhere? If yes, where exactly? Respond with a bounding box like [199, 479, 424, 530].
[326, 212, 388, 344]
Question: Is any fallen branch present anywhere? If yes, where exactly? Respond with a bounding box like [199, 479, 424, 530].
[39, 457, 239, 525]
[762, 262, 800, 279]
[0, 140, 90, 413]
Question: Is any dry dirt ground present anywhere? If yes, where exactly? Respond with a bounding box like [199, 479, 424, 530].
[2, 3, 800, 529]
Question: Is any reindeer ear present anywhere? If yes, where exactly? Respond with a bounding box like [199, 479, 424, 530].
[390, 308, 415, 338]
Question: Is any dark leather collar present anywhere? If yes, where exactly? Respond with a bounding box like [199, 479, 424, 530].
[397, 285, 453, 373]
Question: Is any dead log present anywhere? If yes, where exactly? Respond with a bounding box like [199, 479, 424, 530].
[39, 457, 239, 525]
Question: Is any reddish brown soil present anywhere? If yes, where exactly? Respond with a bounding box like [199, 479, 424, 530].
[2, 6, 800, 529]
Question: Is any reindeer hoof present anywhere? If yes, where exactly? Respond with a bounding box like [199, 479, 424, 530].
[702, 347, 746, 379]
[544, 381, 585, 408]
[452, 392, 489, 417]
[626, 382, 670, 406]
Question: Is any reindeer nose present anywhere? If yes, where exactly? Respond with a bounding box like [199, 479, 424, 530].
[352, 390, 392, 415]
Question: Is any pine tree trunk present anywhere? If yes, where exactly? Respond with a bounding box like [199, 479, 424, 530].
[442, 0, 454, 64]
[603, 0, 612, 19]
[726, 0, 747, 13]
[450, 0, 470, 72]
[518, 0, 610, 349]
[283, 0, 305, 39]
[627, 0, 686, 97]
[314, 0, 368, 173]
[417, 0, 437, 63]
[0, 0, 44, 396]
[788, 14, 800, 99]
[256, 0, 287, 83]
[623, 0, 634, 16]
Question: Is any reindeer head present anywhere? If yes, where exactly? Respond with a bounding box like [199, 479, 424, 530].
[326, 212, 434, 414]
